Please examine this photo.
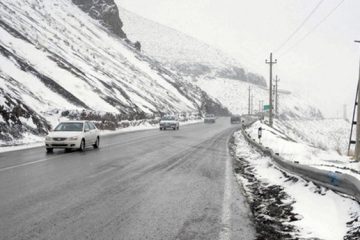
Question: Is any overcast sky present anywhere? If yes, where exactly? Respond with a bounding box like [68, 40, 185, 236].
[119, 0, 360, 118]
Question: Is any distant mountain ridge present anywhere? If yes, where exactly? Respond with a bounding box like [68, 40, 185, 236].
[117, 6, 267, 87]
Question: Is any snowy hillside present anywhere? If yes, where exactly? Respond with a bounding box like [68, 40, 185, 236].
[117, 6, 266, 86]
[118, 6, 324, 121]
[281, 119, 350, 155]
[0, 0, 228, 144]
[195, 77, 323, 120]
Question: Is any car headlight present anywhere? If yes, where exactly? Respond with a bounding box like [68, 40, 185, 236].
[69, 136, 79, 140]
[45, 136, 52, 141]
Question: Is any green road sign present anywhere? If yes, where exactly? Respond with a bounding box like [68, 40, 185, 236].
[263, 105, 271, 111]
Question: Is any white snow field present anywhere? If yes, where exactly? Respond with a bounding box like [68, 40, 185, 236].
[234, 131, 360, 240]
[281, 118, 351, 155]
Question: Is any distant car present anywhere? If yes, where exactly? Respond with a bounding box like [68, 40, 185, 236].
[159, 116, 179, 130]
[231, 115, 241, 124]
[179, 115, 188, 122]
[189, 113, 201, 120]
[45, 121, 100, 153]
[204, 114, 216, 123]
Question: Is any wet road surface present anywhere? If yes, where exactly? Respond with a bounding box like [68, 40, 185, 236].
[0, 118, 255, 240]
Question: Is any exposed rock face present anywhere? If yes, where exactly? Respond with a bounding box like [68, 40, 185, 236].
[0, 90, 51, 143]
[72, 0, 126, 38]
[217, 67, 267, 87]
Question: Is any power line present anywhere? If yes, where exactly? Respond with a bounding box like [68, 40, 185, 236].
[279, 0, 346, 57]
[274, 0, 324, 53]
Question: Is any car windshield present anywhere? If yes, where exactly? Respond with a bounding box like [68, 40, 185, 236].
[161, 116, 176, 121]
[205, 114, 214, 117]
[54, 122, 83, 132]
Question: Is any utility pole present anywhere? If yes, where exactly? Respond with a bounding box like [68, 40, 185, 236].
[275, 76, 280, 117]
[266, 53, 277, 126]
[355, 40, 360, 160]
[251, 94, 254, 114]
[248, 86, 251, 115]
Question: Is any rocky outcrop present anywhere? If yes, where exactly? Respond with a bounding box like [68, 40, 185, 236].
[218, 67, 267, 87]
[72, 0, 126, 38]
[0, 90, 51, 143]
[171, 63, 267, 87]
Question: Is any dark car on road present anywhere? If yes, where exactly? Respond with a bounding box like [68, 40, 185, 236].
[204, 114, 216, 123]
[230, 115, 241, 124]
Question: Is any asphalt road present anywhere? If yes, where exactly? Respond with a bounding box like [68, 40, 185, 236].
[0, 118, 255, 240]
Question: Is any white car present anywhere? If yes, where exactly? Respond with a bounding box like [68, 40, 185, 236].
[159, 116, 180, 130]
[45, 121, 100, 153]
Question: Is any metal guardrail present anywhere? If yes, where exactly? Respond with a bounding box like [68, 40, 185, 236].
[240, 124, 360, 202]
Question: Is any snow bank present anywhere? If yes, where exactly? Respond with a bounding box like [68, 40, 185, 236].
[234, 131, 360, 239]
[246, 120, 360, 180]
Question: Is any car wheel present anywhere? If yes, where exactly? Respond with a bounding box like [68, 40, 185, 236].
[46, 148, 53, 153]
[160, 127, 163, 131]
[79, 139, 85, 152]
[93, 137, 100, 149]
[177, 126, 179, 130]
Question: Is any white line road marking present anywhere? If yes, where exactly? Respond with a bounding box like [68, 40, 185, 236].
[219, 140, 233, 240]
[0, 134, 161, 173]
[0, 155, 63, 172]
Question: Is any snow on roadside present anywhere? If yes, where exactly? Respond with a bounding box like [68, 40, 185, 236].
[246, 120, 360, 180]
[0, 119, 203, 153]
[233, 131, 360, 240]
[101, 119, 203, 136]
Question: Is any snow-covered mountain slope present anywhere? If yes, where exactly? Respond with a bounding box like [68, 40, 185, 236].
[117, 5, 323, 121]
[117, 6, 266, 87]
[0, 0, 228, 143]
[195, 77, 323, 120]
